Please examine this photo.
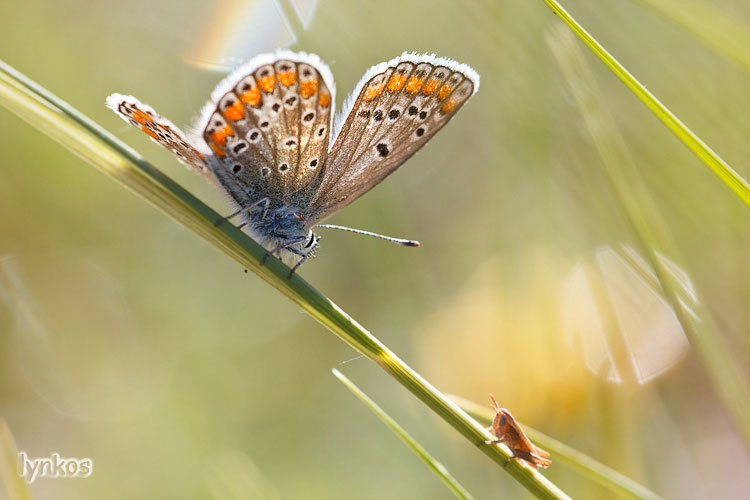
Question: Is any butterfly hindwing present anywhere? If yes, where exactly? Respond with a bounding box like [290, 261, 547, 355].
[197, 52, 334, 204]
[305, 53, 479, 223]
[105, 93, 212, 178]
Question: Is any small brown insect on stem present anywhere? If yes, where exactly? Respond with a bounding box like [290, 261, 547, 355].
[483, 394, 551, 469]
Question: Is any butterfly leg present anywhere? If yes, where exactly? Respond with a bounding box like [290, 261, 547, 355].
[287, 253, 311, 279]
[214, 208, 244, 227]
[249, 198, 270, 220]
[260, 236, 306, 266]
[216, 198, 270, 227]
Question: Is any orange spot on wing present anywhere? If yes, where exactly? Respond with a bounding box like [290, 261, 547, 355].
[422, 79, 440, 95]
[437, 84, 453, 100]
[210, 142, 225, 157]
[279, 71, 297, 86]
[240, 86, 262, 107]
[387, 73, 406, 91]
[300, 79, 318, 98]
[319, 91, 331, 108]
[258, 74, 276, 93]
[440, 99, 459, 114]
[133, 110, 153, 125]
[222, 100, 246, 121]
[364, 84, 384, 101]
[209, 124, 235, 146]
[141, 126, 158, 139]
[405, 77, 423, 94]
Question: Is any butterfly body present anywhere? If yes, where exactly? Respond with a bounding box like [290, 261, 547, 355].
[107, 51, 478, 273]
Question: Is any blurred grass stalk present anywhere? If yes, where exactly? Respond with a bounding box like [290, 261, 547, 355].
[545, 25, 750, 447]
[541, 0, 750, 206]
[0, 60, 571, 499]
[333, 370, 476, 500]
[451, 395, 666, 500]
[0, 419, 33, 500]
[632, 0, 750, 70]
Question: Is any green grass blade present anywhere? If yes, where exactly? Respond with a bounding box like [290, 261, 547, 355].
[540, 0, 750, 206]
[632, 0, 750, 70]
[0, 60, 571, 500]
[450, 396, 666, 500]
[333, 370, 477, 500]
[546, 24, 750, 448]
[0, 420, 34, 500]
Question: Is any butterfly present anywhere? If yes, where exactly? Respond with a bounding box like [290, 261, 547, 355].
[107, 51, 479, 276]
[484, 395, 551, 469]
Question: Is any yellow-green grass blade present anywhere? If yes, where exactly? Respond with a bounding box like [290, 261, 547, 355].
[540, 0, 750, 206]
[0, 60, 571, 500]
[450, 396, 666, 500]
[0, 419, 34, 500]
[632, 0, 750, 70]
[546, 24, 750, 448]
[333, 370, 476, 500]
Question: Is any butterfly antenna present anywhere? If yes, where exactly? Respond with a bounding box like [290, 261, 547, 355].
[315, 224, 420, 247]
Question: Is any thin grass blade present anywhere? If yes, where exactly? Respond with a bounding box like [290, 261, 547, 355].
[540, 0, 750, 206]
[546, 25, 750, 447]
[0, 60, 571, 500]
[333, 370, 476, 500]
[0, 420, 34, 500]
[451, 395, 666, 500]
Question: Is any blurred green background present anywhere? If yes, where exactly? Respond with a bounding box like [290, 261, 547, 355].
[1, 0, 748, 498]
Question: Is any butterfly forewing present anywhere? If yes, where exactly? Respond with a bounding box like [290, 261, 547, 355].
[199, 55, 334, 204]
[306, 53, 479, 223]
[106, 94, 212, 179]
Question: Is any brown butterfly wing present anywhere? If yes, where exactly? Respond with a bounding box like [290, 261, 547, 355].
[197, 52, 335, 205]
[106, 93, 212, 180]
[305, 53, 479, 224]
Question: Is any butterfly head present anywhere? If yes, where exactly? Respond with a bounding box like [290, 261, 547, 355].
[251, 205, 320, 259]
